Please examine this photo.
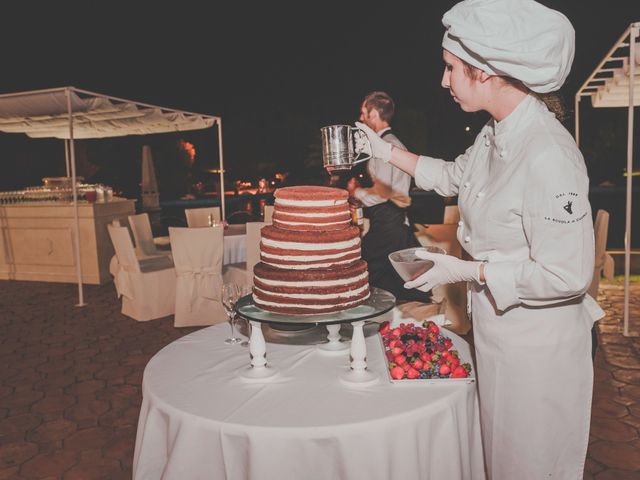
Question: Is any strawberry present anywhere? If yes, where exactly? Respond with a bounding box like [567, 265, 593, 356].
[412, 358, 424, 370]
[427, 323, 440, 335]
[379, 321, 390, 335]
[443, 338, 453, 349]
[390, 366, 405, 380]
[386, 350, 395, 362]
[420, 352, 430, 362]
[406, 367, 420, 379]
[439, 364, 451, 376]
[451, 366, 468, 378]
[394, 354, 407, 366]
[391, 346, 404, 356]
[391, 328, 402, 338]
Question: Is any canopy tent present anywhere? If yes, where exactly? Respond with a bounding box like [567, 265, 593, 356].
[0, 86, 226, 307]
[575, 22, 639, 336]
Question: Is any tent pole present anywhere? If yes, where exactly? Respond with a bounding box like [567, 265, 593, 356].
[623, 24, 637, 337]
[575, 96, 580, 147]
[66, 88, 86, 307]
[64, 140, 70, 177]
[217, 119, 226, 221]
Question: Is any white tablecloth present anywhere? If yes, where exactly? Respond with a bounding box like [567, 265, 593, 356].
[133, 321, 485, 479]
[222, 224, 246, 265]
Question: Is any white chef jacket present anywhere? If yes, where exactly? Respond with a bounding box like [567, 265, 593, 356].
[415, 94, 604, 480]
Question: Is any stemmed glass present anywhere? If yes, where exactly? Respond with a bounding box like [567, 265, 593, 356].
[236, 285, 253, 347]
[222, 283, 242, 345]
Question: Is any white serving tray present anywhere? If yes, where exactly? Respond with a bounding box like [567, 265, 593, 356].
[378, 327, 476, 385]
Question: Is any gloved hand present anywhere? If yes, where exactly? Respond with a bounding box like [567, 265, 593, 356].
[404, 250, 484, 292]
[354, 121, 392, 163]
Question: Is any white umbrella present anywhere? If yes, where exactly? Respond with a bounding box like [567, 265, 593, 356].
[141, 144, 160, 211]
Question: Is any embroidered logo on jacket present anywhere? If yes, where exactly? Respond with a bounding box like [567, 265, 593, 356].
[544, 192, 587, 224]
[563, 201, 573, 214]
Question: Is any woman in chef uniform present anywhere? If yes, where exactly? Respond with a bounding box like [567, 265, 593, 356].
[356, 0, 605, 478]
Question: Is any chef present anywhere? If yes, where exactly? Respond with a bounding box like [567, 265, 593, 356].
[356, 0, 605, 478]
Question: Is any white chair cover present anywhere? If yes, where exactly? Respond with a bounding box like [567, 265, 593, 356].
[107, 225, 176, 322]
[169, 226, 226, 327]
[222, 221, 264, 286]
[588, 209, 611, 299]
[128, 213, 159, 256]
[185, 207, 221, 228]
[263, 205, 274, 224]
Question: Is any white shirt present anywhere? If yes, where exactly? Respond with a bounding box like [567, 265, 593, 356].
[354, 127, 412, 208]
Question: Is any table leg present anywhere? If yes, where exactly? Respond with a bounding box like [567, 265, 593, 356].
[339, 320, 378, 385]
[318, 323, 349, 353]
[239, 321, 278, 381]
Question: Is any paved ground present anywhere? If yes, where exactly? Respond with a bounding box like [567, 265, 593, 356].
[0, 279, 638, 479]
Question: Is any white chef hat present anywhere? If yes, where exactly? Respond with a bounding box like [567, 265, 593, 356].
[442, 0, 575, 93]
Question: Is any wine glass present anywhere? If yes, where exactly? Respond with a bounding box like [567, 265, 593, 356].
[236, 284, 253, 347]
[222, 283, 242, 345]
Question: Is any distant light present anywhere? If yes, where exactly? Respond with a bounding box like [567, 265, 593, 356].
[464, 126, 470, 132]
[358, 174, 364, 178]
[271, 181, 275, 185]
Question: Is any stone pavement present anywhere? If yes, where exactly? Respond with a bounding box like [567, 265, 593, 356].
[0, 279, 638, 479]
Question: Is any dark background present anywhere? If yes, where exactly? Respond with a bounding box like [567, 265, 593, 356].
[0, 1, 638, 245]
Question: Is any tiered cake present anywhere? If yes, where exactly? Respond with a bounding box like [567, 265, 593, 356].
[253, 186, 370, 314]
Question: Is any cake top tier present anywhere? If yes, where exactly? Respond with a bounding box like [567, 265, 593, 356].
[274, 186, 348, 203]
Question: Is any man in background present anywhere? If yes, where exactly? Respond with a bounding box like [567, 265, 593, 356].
[349, 91, 428, 302]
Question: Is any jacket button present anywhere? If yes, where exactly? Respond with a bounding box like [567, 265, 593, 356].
[458, 220, 464, 226]
[485, 140, 490, 147]
[464, 236, 471, 243]
[500, 150, 507, 158]
[463, 182, 471, 188]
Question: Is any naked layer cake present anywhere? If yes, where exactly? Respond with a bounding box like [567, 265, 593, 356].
[253, 186, 370, 314]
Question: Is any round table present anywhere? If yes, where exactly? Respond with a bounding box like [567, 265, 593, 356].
[133, 321, 486, 479]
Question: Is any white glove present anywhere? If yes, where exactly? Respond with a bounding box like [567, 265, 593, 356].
[354, 121, 392, 163]
[404, 250, 484, 292]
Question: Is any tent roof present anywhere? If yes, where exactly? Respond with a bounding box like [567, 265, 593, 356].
[0, 87, 219, 139]
[577, 22, 640, 108]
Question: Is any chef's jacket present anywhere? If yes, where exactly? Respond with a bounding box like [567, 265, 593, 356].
[414, 94, 604, 480]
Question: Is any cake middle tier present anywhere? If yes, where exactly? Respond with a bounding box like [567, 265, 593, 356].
[260, 225, 362, 270]
[253, 259, 370, 314]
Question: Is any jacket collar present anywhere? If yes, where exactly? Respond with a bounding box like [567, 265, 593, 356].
[485, 94, 547, 159]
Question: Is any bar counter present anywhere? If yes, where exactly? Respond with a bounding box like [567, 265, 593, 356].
[0, 198, 135, 285]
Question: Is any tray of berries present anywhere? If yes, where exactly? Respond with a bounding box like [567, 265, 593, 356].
[378, 319, 474, 384]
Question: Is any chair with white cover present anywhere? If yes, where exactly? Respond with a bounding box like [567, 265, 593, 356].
[263, 205, 274, 224]
[185, 207, 221, 228]
[169, 225, 227, 327]
[222, 222, 264, 286]
[128, 212, 170, 258]
[588, 209, 613, 299]
[107, 225, 176, 322]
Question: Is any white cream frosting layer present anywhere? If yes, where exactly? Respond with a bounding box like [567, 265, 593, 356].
[275, 220, 351, 228]
[276, 211, 348, 218]
[262, 259, 359, 269]
[254, 271, 368, 287]
[253, 292, 370, 310]
[261, 247, 360, 262]
[254, 284, 368, 300]
[262, 237, 359, 251]
[276, 198, 348, 207]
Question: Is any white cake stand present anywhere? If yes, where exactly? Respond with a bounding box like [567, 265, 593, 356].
[236, 288, 395, 385]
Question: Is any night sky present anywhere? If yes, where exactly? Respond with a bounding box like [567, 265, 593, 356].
[0, 1, 638, 192]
